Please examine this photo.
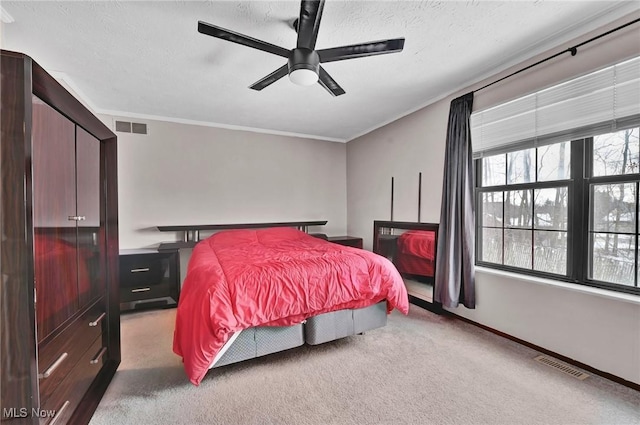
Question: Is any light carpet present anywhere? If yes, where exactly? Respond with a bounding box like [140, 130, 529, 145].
[89, 306, 640, 425]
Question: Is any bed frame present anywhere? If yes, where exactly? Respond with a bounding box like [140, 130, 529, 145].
[212, 302, 388, 369]
[154, 220, 390, 371]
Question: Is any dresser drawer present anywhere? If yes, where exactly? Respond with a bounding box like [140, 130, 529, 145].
[120, 253, 171, 288]
[37, 298, 106, 403]
[120, 282, 171, 302]
[39, 337, 108, 424]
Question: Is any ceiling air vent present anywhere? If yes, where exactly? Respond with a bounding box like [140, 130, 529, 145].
[534, 355, 590, 380]
[115, 120, 148, 135]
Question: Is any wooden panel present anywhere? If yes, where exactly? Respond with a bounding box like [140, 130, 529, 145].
[32, 96, 79, 343]
[75, 127, 101, 228]
[103, 135, 121, 369]
[31, 97, 76, 228]
[39, 338, 107, 425]
[30, 58, 113, 142]
[37, 299, 105, 404]
[157, 220, 328, 232]
[0, 50, 39, 425]
[76, 127, 104, 308]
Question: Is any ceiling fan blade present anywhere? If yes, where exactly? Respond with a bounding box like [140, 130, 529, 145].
[318, 38, 405, 63]
[296, 0, 325, 50]
[249, 64, 289, 91]
[198, 21, 290, 58]
[318, 66, 345, 97]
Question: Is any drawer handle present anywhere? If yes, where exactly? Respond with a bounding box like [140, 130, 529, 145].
[89, 312, 106, 327]
[39, 352, 68, 379]
[67, 215, 86, 221]
[131, 287, 151, 293]
[90, 347, 107, 365]
[49, 400, 70, 425]
[130, 268, 150, 273]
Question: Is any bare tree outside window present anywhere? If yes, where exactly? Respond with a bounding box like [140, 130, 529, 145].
[479, 141, 569, 275]
[589, 128, 640, 286]
[477, 126, 640, 294]
[593, 128, 640, 176]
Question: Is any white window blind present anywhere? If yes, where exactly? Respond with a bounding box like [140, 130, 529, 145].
[471, 56, 640, 154]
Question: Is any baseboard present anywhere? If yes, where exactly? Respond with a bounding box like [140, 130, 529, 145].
[442, 310, 640, 392]
[408, 295, 444, 314]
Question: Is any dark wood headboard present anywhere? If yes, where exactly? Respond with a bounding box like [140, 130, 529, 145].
[157, 220, 327, 250]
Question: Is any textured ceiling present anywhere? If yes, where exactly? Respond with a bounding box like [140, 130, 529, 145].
[1, 1, 638, 142]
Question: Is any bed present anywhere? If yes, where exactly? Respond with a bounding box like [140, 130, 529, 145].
[393, 230, 436, 278]
[173, 227, 408, 385]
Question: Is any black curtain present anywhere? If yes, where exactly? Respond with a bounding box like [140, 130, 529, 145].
[435, 92, 476, 309]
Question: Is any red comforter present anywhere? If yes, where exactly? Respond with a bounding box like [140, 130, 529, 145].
[173, 227, 408, 385]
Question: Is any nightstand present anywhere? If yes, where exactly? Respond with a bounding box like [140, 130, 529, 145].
[328, 235, 363, 249]
[119, 248, 180, 312]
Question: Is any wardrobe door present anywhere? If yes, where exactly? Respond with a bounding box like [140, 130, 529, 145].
[32, 96, 79, 343]
[76, 127, 105, 308]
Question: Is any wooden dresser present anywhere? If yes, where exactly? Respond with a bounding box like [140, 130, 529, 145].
[0, 50, 120, 424]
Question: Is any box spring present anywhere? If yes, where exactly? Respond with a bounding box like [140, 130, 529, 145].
[213, 301, 387, 367]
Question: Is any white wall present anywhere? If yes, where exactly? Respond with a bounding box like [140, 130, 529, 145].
[347, 99, 449, 248]
[101, 116, 347, 249]
[346, 12, 640, 385]
[469, 269, 640, 386]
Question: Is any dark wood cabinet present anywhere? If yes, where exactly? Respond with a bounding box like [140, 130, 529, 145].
[0, 50, 119, 425]
[328, 235, 363, 249]
[119, 249, 180, 312]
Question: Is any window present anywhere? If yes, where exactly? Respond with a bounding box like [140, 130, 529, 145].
[477, 141, 570, 277]
[588, 128, 640, 288]
[476, 128, 640, 295]
[471, 56, 640, 295]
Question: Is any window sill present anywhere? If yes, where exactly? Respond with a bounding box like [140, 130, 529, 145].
[475, 266, 640, 306]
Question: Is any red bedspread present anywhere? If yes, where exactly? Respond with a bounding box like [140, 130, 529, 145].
[173, 227, 408, 385]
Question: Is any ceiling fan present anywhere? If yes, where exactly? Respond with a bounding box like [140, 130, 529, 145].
[197, 0, 405, 96]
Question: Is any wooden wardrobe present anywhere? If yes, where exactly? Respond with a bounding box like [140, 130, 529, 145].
[0, 50, 120, 424]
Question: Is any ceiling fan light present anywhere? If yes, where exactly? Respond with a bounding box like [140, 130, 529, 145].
[289, 68, 318, 86]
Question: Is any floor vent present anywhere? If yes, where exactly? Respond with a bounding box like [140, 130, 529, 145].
[115, 120, 148, 135]
[534, 355, 590, 380]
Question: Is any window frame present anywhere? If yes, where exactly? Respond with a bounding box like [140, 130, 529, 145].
[582, 134, 640, 292]
[475, 131, 640, 296]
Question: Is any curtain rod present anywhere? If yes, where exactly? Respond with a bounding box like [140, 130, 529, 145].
[474, 17, 640, 94]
